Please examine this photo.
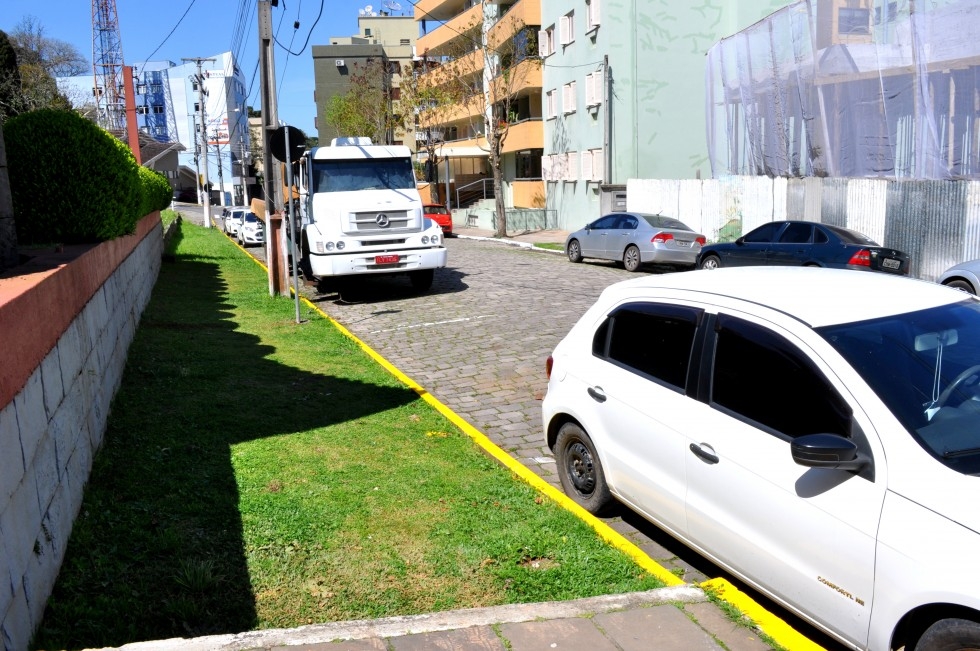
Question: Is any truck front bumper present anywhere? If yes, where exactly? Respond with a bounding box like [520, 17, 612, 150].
[308, 247, 447, 277]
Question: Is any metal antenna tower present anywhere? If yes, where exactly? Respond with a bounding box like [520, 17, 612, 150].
[92, 0, 125, 131]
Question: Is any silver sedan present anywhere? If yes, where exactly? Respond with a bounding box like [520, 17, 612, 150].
[565, 212, 706, 271]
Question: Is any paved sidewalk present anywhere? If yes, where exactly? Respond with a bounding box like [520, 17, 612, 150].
[453, 226, 571, 248]
[103, 587, 773, 651]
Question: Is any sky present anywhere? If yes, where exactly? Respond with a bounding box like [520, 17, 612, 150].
[1, 0, 414, 138]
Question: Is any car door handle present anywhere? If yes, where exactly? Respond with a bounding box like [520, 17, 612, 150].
[587, 386, 607, 403]
[689, 442, 719, 464]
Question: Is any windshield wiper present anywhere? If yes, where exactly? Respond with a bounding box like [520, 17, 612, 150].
[943, 446, 980, 458]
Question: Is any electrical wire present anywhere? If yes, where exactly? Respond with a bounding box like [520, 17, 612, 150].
[272, 0, 324, 56]
[136, 0, 199, 76]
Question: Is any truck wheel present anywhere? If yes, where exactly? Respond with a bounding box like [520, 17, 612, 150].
[409, 269, 434, 291]
[300, 238, 315, 281]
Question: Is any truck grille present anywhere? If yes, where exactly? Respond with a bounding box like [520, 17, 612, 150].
[351, 210, 411, 233]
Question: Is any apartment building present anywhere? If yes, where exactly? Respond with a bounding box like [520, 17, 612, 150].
[313, 13, 417, 148]
[414, 0, 544, 213]
[541, 0, 787, 231]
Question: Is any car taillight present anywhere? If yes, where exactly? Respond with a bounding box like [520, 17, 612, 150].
[652, 232, 674, 243]
[848, 249, 872, 267]
[546, 355, 554, 379]
[695, 236, 706, 246]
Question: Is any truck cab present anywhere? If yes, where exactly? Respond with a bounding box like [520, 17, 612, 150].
[297, 137, 447, 291]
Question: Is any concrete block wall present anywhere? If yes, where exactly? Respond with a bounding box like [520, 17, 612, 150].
[0, 215, 163, 651]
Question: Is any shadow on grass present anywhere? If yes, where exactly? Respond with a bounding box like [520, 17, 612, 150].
[33, 243, 423, 650]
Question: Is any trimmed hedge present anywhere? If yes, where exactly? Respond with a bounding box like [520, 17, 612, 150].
[5, 108, 171, 244]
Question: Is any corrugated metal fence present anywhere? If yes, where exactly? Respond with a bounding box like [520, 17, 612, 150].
[627, 177, 980, 280]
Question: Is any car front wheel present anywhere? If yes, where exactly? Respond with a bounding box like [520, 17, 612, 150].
[623, 245, 642, 272]
[700, 254, 721, 270]
[915, 618, 980, 651]
[567, 239, 583, 263]
[555, 422, 614, 515]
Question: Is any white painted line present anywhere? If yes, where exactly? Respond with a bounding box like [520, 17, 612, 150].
[369, 314, 496, 335]
[531, 457, 555, 464]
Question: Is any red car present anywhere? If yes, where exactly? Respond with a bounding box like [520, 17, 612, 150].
[423, 203, 453, 237]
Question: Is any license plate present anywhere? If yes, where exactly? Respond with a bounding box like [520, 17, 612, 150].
[882, 258, 901, 270]
[375, 254, 399, 265]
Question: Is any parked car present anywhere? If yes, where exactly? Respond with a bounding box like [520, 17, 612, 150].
[565, 212, 706, 271]
[237, 212, 265, 247]
[543, 266, 980, 651]
[423, 203, 453, 237]
[938, 259, 980, 294]
[224, 208, 246, 237]
[697, 220, 910, 275]
[172, 188, 197, 203]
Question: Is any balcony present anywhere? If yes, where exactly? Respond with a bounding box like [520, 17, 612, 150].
[488, 0, 541, 50]
[414, 0, 467, 23]
[500, 118, 542, 155]
[422, 94, 486, 129]
[417, 3, 483, 57]
[419, 50, 484, 91]
[489, 57, 542, 101]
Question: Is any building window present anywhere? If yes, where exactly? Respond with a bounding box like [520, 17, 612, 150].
[580, 147, 603, 180]
[516, 149, 543, 178]
[538, 26, 555, 57]
[565, 151, 579, 181]
[136, 105, 148, 115]
[150, 83, 163, 93]
[559, 12, 575, 45]
[586, 0, 600, 31]
[194, 102, 200, 112]
[585, 71, 602, 106]
[365, 28, 372, 36]
[839, 7, 870, 34]
[563, 81, 577, 114]
[152, 105, 164, 114]
[400, 38, 410, 45]
[546, 89, 557, 119]
[391, 87, 401, 100]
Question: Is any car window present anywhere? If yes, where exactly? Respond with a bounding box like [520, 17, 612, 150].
[621, 216, 638, 230]
[778, 223, 812, 244]
[711, 315, 851, 439]
[742, 223, 780, 243]
[594, 303, 702, 390]
[591, 215, 619, 230]
[814, 227, 829, 244]
[638, 214, 691, 231]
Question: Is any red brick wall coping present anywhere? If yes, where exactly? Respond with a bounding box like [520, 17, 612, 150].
[0, 212, 161, 409]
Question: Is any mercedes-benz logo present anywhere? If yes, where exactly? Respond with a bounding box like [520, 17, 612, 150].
[376, 213, 390, 228]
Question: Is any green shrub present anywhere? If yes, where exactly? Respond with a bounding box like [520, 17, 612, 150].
[5, 108, 145, 244]
[138, 166, 172, 216]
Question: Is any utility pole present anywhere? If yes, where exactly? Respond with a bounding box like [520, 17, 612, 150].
[258, 0, 284, 295]
[213, 132, 226, 206]
[184, 57, 215, 228]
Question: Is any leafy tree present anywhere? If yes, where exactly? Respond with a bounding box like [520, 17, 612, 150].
[0, 31, 24, 122]
[4, 16, 86, 116]
[416, 15, 540, 237]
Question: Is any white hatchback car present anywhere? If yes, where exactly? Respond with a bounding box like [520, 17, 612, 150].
[543, 267, 980, 651]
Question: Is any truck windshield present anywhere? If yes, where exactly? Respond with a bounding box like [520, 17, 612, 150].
[311, 158, 416, 193]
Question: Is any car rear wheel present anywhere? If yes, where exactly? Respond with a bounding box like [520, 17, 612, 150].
[946, 279, 976, 295]
[914, 618, 980, 651]
[567, 239, 583, 263]
[555, 423, 614, 515]
[700, 254, 721, 270]
[623, 245, 642, 272]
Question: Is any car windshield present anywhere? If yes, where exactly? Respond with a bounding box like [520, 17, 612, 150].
[425, 206, 449, 214]
[244, 213, 259, 223]
[823, 224, 878, 246]
[818, 299, 980, 475]
[311, 158, 416, 193]
[639, 214, 692, 231]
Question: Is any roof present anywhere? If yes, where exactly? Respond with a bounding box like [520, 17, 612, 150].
[603, 267, 966, 328]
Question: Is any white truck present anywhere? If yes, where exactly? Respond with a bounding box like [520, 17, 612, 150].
[294, 137, 447, 291]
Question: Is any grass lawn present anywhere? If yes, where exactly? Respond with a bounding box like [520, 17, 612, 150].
[32, 222, 662, 650]
[533, 242, 565, 251]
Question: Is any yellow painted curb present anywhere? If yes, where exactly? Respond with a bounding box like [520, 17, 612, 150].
[700, 578, 826, 651]
[236, 240, 816, 650]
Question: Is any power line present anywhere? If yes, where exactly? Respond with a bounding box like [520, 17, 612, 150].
[136, 0, 198, 76]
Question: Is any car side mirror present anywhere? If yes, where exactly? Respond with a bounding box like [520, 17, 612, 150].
[791, 434, 868, 472]
[735, 236, 745, 246]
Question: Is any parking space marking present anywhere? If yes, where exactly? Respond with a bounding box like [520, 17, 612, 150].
[369, 314, 497, 335]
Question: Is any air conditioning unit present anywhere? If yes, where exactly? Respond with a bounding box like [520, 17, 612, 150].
[335, 59, 345, 67]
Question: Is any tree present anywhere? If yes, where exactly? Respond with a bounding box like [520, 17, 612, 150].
[323, 57, 398, 144]
[4, 16, 86, 116]
[0, 31, 24, 122]
[415, 13, 540, 237]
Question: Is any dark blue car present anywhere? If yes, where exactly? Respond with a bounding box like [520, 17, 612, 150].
[697, 221, 910, 275]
